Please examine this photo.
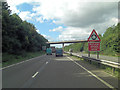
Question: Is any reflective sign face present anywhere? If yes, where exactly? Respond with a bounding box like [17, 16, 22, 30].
[91, 34, 97, 40]
[88, 29, 101, 42]
[88, 42, 100, 51]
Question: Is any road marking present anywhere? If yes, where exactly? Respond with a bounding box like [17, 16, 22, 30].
[32, 61, 49, 78]
[32, 72, 39, 78]
[0, 61, 26, 70]
[0, 55, 46, 70]
[46, 61, 48, 64]
[67, 57, 115, 89]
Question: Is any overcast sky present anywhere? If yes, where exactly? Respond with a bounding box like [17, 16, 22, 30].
[7, 0, 119, 47]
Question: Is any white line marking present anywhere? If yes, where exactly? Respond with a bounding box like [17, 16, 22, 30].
[32, 72, 39, 78]
[46, 61, 48, 64]
[0, 55, 46, 70]
[1, 60, 30, 70]
[67, 57, 114, 89]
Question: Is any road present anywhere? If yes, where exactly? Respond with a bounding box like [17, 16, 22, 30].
[2, 54, 119, 88]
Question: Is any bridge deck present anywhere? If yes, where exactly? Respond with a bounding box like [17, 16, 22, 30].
[47, 40, 88, 44]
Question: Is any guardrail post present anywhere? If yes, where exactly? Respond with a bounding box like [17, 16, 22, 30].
[89, 60, 91, 64]
[98, 62, 100, 68]
[97, 51, 99, 59]
[112, 67, 115, 74]
[88, 51, 90, 57]
[83, 57, 86, 62]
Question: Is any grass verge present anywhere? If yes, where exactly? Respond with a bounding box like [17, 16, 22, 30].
[74, 51, 120, 57]
[71, 55, 120, 80]
[2, 51, 45, 67]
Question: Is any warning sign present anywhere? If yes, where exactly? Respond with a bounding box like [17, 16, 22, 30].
[88, 42, 100, 51]
[88, 29, 101, 42]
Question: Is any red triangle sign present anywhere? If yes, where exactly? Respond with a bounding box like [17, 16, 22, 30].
[88, 29, 101, 42]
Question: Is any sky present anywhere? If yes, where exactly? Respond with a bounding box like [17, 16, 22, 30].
[6, 0, 119, 48]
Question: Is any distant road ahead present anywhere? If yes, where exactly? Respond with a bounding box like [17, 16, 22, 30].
[2, 54, 118, 88]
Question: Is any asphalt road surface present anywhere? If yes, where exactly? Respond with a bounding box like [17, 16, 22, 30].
[2, 54, 119, 88]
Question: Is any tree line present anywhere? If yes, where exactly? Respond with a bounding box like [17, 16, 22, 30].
[64, 23, 120, 56]
[2, 2, 49, 55]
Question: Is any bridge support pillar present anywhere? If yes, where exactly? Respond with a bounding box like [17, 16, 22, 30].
[62, 43, 64, 52]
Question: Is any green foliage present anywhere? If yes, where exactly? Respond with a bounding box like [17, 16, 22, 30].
[2, 51, 45, 67]
[2, 2, 48, 60]
[100, 24, 120, 56]
[64, 24, 120, 56]
[64, 43, 85, 52]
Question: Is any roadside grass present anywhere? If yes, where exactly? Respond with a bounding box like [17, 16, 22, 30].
[71, 55, 120, 80]
[2, 51, 46, 67]
[76, 51, 120, 57]
[0, 55, 2, 68]
[0, 63, 2, 68]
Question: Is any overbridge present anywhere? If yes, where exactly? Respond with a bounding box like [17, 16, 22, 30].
[46, 40, 88, 51]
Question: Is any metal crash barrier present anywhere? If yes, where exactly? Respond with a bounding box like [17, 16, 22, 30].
[64, 51, 120, 73]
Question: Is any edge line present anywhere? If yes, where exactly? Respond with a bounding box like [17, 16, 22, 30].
[67, 56, 115, 89]
[1, 55, 45, 70]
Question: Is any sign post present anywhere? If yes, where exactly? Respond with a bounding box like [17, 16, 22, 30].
[88, 29, 101, 59]
[88, 51, 90, 57]
[97, 51, 99, 59]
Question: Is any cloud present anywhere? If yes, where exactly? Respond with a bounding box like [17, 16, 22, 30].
[32, 0, 118, 27]
[58, 16, 118, 41]
[49, 26, 63, 32]
[58, 27, 90, 41]
[36, 29, 40, 34]
[7, 0, 119, 26]
[18, 11, 37, 21]
[7, 0, 119, 42]
[36, 16, 45, 23]
[62, 2, 118, 28]
[41, 34, 54, 42]
[7, 0, 26, 14]
[7, 0, 40, 14]
[19, 11, 31, 20]
[32, 0, 118, 42]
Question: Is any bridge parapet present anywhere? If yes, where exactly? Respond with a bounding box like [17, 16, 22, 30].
[46, 40, 88, 44]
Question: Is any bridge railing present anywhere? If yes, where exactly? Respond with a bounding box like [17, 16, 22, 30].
[64, 51, 120, 70]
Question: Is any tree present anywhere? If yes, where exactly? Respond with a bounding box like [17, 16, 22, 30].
[64, 24, 120, 56]
[2, 2, 48, 55]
